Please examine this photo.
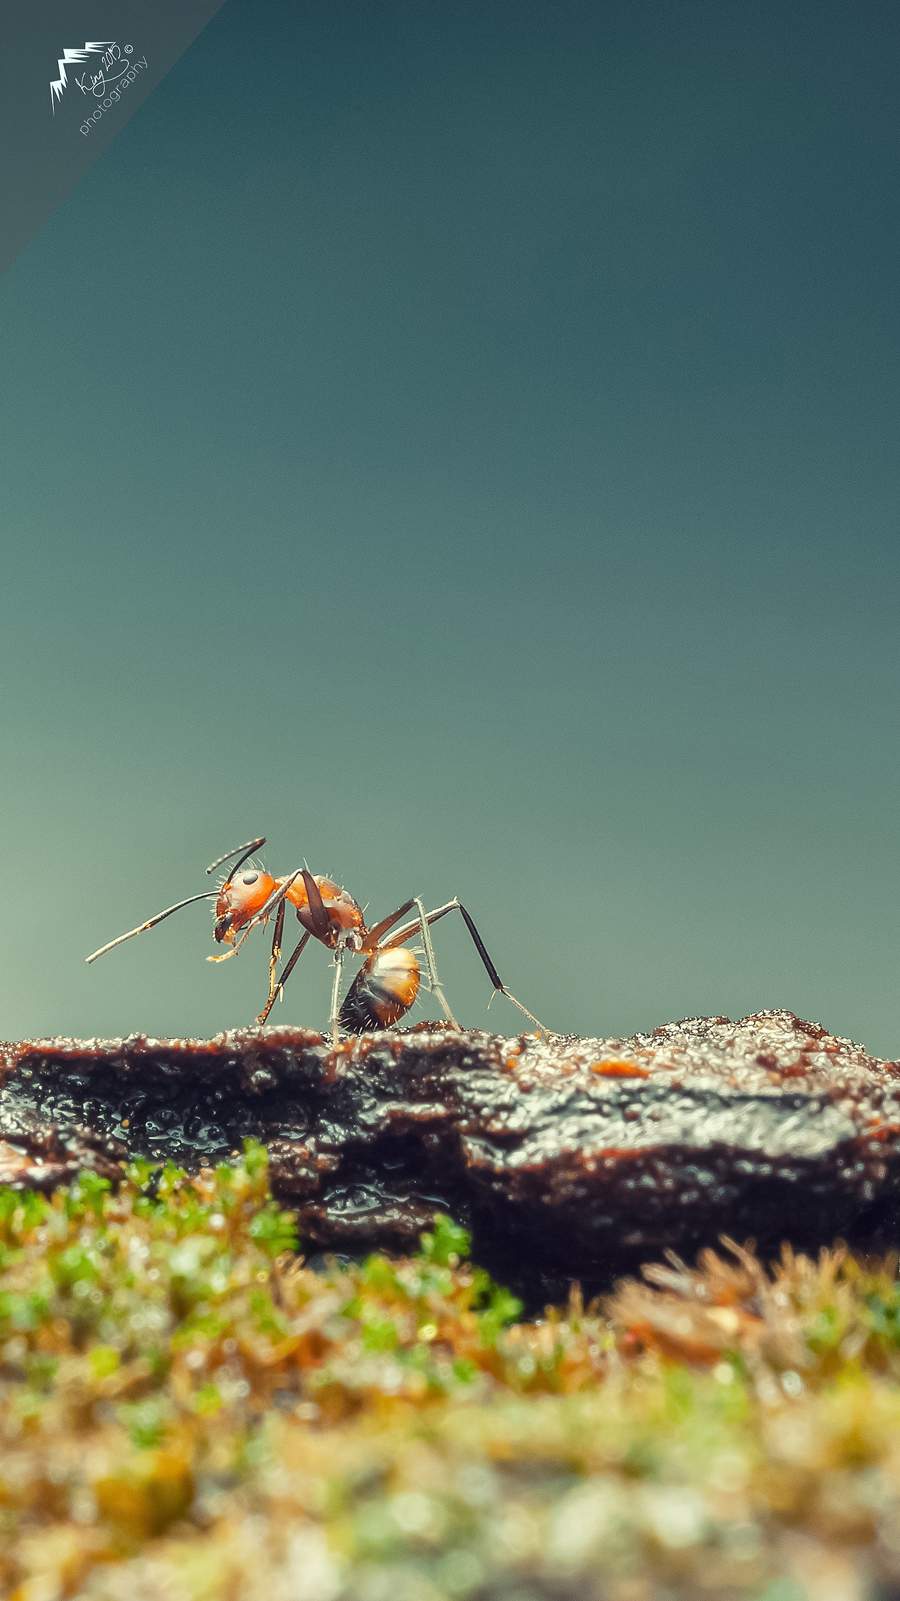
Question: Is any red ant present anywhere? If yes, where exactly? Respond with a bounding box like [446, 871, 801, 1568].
[86, 837, 547, 1046]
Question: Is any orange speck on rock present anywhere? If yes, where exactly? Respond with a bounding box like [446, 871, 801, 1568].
[590, 1059, 651, 1079]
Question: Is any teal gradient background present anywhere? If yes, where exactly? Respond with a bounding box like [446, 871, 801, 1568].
[1, 0, 898, 1051]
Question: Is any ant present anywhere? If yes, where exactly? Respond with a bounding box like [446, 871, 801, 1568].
[86, 837, 548, 1047]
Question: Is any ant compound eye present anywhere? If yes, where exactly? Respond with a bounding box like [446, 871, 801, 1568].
[241, 872, 259, 885]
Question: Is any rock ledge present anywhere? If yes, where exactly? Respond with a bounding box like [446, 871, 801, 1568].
[1, 1009, 898, 1302]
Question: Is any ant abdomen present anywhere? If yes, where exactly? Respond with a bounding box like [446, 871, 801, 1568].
[339, 947, 420, 1033]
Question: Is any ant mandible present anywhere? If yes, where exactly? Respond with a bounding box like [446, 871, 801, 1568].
[86, 837, 547, 1047]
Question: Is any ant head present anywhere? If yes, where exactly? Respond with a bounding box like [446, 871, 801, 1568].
[213, 869, 277, 943]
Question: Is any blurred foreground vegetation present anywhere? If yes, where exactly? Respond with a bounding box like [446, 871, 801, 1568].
[2, 1148, 900, 1598]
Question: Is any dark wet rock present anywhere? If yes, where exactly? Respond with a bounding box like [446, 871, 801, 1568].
[0, 1126, 127, 1193]
[1, 1010, 900, 1303]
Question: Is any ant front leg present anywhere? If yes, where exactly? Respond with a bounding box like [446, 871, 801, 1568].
[262, 898, 285, 1018]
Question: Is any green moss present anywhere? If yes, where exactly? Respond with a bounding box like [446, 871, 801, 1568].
[1, 1145, 900, 1597]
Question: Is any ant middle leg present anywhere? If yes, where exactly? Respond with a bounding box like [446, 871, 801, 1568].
[257, 926, 311, 1025]
[329, 946, 345, 1049]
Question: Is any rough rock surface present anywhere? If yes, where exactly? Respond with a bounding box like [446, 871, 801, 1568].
[1, 1010, 899, 1303]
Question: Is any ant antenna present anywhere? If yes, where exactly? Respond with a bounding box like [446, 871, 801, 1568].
[206, 837, 266, 883]
[86, 892, 218, 964]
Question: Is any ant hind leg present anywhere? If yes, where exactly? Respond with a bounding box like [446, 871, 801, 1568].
[413, 897, 460, 1028]
[371, 898, 549, 1036]
[456, 904, 549, 1036]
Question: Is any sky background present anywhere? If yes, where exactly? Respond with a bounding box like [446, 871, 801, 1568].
[1, 0, 899, 1053]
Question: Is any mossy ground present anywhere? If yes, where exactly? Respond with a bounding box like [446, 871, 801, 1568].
[1, 1148, 900, 1599]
